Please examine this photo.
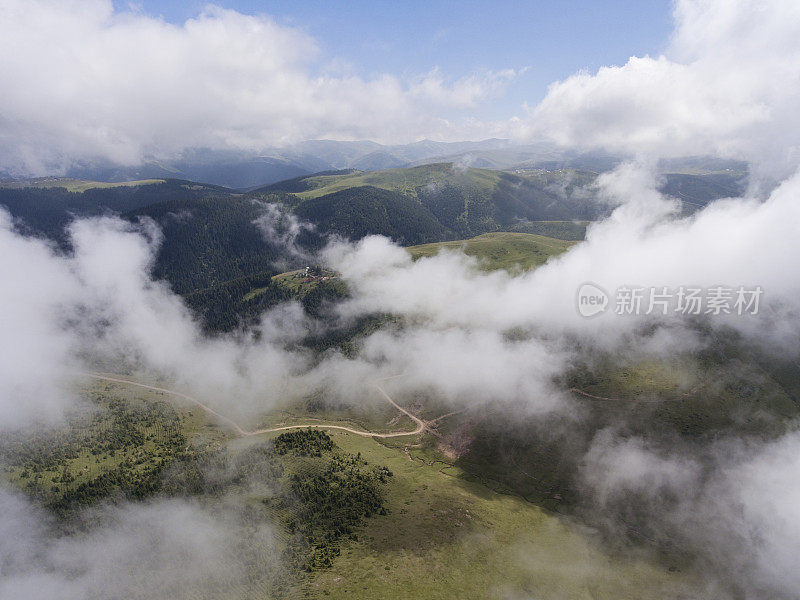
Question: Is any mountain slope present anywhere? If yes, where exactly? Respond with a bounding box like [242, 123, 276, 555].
[407, 232, 574, 272]
[0, 178, 233, 242]
[294, 185, 451, 245]
[66, 152, 311, 190]
[660, 172, 746, 208]
[252, 163, 607, 242]
[124, 193, 318, 294]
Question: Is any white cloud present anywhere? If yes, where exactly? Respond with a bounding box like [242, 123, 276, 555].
[410, 67, 520, 109]
[0, 489, 280, 600]
[578, 430, 800, 597]
[323, 164, 800, 350]
[0, 210, 316, 428]
[0, 0, 517, 175]
[0, 211, 82, 428]
[252, 201, 315, 267]
[521, 0, 800, 181]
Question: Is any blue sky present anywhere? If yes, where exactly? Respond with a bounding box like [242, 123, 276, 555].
[118, 0, 674, 120]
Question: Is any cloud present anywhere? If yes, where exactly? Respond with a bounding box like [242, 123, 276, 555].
[578, 429, 800, 598]
[322, 164, 800, 352]
[727, 433, 800, 593]
[0, 489, 280, 600]
[0, 210, 318, 428]
[0, 210, 82, 428]
[409, 67, 520, 109]
[6, 0, 800, 181]
[252, 201, 316, 267]
[0, 0, 517, 175]
[521, 0, 800, 181]
[358, 326, 568, 412]
[580, 431, 701, 508]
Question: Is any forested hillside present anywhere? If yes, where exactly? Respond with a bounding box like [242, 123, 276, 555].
[0, 179, 232, 242]
[660, 172, 747, 209]
[251, 163, 744, 242]
[294, 185, 450, 244]
[183, 272, 292, 332]
[249, 164, 605, 241]
[0, 164, 749, 333]
[123, 194, 320, 294]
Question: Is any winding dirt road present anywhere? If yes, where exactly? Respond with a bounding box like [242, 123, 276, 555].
[85, 373, 425, 438]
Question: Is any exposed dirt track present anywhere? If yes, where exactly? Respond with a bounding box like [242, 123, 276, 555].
[85, 373, 425, 438]
[569, 387, 693, 403]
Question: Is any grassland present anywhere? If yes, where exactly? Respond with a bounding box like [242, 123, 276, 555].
[564, 349, 800, 439]
[288, 163, 500, 200]
[406, 231, 575, 272]
[1, 374, 709, 599]
[305, 431, 701, 599]
[268, 268, 345, 298]
[509, 219, 588, 241]
[0, 378, 230, 507]
[570, 357, 703, 402]
[0, 178, 166, 192]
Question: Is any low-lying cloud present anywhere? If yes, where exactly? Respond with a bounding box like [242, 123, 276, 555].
[0, 489, 280, 600]
[324, 163, 800, 351]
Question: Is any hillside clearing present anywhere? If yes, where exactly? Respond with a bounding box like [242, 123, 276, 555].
[406, 231, 575, 272]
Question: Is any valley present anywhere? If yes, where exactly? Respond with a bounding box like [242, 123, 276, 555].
[1, 373, 711, 599]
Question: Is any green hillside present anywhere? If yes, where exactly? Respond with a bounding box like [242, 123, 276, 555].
[407, 232, 574, 272]
[508, 219, 588, 240]
[659, 172, 746, 209]
[0, 177, 167, 192]
[312, 431, 701, 600]
[255, 164, 744, 244]
[283, 164, 500, 200]
[294, 185, 451, 244]
[2, 376, 708, 599]
[252, 163, 606, 242]
[123, 193, 316, 295]
[0, 178, 234, 242]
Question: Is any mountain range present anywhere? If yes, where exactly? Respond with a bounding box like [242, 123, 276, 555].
[23, 140, 745, 190]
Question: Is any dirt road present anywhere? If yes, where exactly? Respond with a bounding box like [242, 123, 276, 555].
[86, 372, 425, 438]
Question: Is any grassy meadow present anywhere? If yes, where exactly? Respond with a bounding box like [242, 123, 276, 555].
[0, 374, 709, 599]
[0, 178, 166, 192]
[407, 231, 574, 272]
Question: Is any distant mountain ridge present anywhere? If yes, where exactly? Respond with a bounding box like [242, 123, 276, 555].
[1, 139, 746, 191]
[59, 141, 516, 189]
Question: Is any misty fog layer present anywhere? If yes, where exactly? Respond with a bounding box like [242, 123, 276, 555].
[0, 488, 279, 600]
